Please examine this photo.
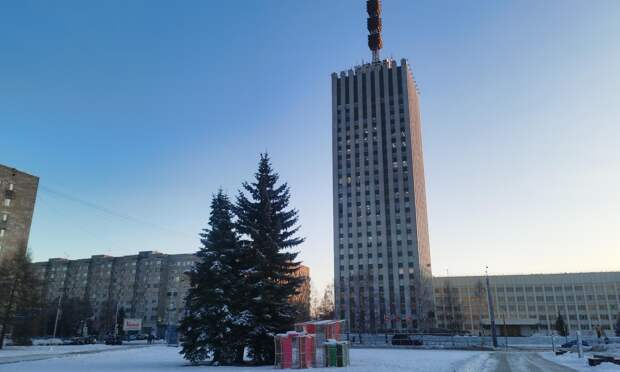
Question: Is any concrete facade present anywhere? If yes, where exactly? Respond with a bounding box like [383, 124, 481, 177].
[332, 59, 433, 332]
[434, 272, 620, 337]
[0, 164, 38, 259]
[290, 265, 311, 318]
[33, 251, 198, 335]
[34, 251, 312, 335]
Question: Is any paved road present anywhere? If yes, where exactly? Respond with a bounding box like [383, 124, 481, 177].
[481, 352, 576, 372]
[0, 345, 151, 365]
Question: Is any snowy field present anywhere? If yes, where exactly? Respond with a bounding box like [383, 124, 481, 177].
[0, 343, 152, 365]
[5, 344, 620, 371]
[0, 345, 491, 372]
[0, 344, 132, 358]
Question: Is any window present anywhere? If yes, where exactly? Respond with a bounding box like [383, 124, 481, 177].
[1, 214, 6, 222]
[0, 229, 4, 237]
[2, 199, 10, 207]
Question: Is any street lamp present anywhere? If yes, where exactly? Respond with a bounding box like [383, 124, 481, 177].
[485, 266, 498, 348]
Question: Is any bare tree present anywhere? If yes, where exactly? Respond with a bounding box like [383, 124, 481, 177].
[416, 277, 435, 332]
[443, 280, 463, 332]
[315, 283, 335, 320]
[0, 248, 41, 348]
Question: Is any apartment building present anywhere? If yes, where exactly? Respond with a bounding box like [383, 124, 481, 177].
[34, 251, 197, 335]
[0, 164, 39, 259]
[34, 251, 312, 335]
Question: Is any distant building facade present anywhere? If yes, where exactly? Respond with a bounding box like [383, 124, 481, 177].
[291, 265, 312, 320]
[0, 164, 39, 259]
[34, 251, 312, 335]
[433, 272, 620, 337]
[34, 251, 198, 335]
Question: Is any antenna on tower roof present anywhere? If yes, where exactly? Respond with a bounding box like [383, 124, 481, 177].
[366, 0, 383, 63]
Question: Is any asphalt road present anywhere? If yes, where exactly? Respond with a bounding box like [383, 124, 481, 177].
[483, 352, 576, 372]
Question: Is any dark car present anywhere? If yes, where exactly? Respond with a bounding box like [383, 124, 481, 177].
[392, 334, 413, 346]
[67, 336, 96, 345]
[561, 340, 590, 348]
[104, 335, 123, 345]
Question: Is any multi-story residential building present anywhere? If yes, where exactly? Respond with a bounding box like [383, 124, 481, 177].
[434, 272, 620, 337]
[34, 251, 198, 336]
[0, 164, 39, 259]
[34, 251, 312, 336]
[333, 1, 433, 332]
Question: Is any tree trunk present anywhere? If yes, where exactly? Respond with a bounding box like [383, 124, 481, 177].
[0, 277, 18, 350]
[235, 346, 245, 364]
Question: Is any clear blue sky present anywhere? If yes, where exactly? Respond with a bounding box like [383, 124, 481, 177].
[2, 1, 619, 293]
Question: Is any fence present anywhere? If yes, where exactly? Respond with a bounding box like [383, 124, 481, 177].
[345, 332, 620, 350]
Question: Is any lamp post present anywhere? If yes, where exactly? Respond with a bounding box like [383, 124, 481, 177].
[114, 301, 120, 338]
[485, 266, 498, 347]
[52, 291, 64, 340]
[502, 313, 508, 350]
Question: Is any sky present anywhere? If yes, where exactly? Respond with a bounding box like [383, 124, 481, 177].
[1, 1, 619, 294]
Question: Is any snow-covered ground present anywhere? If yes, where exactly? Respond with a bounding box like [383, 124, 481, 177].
[0, 344, 123, 358]
[0, 345, 493, 372]
[540, 349, 620, 372]
[6, 345, 607, 372]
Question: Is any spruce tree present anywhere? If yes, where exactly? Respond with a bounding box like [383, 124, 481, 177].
[180, 191, 246, 365]
[235, 154, 304, 364]
[554, 313, 568, 337]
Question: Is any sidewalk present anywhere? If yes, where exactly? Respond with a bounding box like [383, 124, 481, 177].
[0, 344, 152, 365]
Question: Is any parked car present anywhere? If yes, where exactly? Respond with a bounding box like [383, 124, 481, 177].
[104, 335, 123, 345]
[68, 336, 97, 345]
[391, 334, 413, 346]
[561, 340, 590, 348]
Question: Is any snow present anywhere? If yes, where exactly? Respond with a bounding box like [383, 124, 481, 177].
[0, 344, 122, 358]
[540, 350, 620, 372]
[9, 345, 616, 371]
[0, 345, 491, 372]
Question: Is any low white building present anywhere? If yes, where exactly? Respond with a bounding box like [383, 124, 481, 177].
[433, 272, 620, 337]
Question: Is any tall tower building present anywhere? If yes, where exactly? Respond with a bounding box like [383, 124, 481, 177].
[0, 164, 39, 259]
[332, 1, 433, 332]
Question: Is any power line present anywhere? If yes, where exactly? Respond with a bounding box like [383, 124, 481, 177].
[36, 192, 132, 256]
[39, 184, 195, 240]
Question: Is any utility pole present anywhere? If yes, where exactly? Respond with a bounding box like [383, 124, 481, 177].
[114, 301, 120, 337]
[52, 290, 64, 340]
[52, 254, 69, 342]
[485, 266, 498, 347]
[502, 313, 508, 350]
